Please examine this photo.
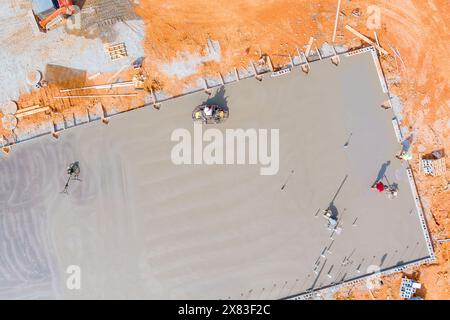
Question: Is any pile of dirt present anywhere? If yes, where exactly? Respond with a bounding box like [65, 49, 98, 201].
[135, 0, 339, 95]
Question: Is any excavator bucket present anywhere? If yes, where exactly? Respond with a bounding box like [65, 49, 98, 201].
[30, 0, 74, 33]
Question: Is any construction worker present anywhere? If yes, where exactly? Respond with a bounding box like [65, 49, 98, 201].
[202, 105, 214, 122]
[397, 136, 414, 161]
[396, 150, 412, 161]
[387, 187, 398, 199]
[203, 105, 213, 117]
[371, 181, 387, 193]
[323, 208, 338, 229]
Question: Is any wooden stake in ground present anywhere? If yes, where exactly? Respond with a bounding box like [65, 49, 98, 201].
[203, 79, 212, 95]
[267, 56, 274, 72]
[305, 37, 315, 58]
[332, 0, 342, 43]
[1, 135, 11, 155]
[345, 25, 389, 55]
[149, 88, 161, 110]
[251, 61, 263, 81]
[50, 121, 59, 139]
[218, 73, 225, 85]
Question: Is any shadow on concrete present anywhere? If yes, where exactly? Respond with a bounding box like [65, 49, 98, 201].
[396, 260, 405, 266]
[375, 160, 391, 182]
[204, 86, 229, 111]
[325, 175, 348, 220]
[380, 253, 388, 267]
[384, 174, 399, 193]
[309, 260, 327, 292]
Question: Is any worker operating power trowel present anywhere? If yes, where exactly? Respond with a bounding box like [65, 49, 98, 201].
[61, 161, 81, 194]
[192, 104, 229, 125]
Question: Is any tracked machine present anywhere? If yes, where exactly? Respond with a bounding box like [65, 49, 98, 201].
[29, 0, 76, 33]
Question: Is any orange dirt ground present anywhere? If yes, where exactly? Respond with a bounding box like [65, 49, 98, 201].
[2, 0, 449, 299]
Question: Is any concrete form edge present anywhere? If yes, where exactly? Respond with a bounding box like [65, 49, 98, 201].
[2, 45, 437, 300]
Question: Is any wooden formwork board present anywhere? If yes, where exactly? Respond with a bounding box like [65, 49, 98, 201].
[15, 106, 50, 118]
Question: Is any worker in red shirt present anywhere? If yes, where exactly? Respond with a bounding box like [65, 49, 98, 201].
[371, 181, 387, 193]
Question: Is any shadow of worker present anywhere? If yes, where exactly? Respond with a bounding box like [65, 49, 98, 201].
[374, 160, 391, 183]
[203, 85, 229, 112]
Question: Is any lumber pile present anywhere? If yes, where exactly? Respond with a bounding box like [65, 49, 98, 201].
[345, 25, 389, 55]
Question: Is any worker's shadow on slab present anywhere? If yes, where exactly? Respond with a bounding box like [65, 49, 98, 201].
[374, 160, 401, 192]
[380, 253, 388, 267]
[203, 86, 229, 111]
[375, 160, 391, 182]
[396, 260, 405, 267]
[326, 175, 348, 220]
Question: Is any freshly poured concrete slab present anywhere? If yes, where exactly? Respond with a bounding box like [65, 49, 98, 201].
[0, 51, 430, 299]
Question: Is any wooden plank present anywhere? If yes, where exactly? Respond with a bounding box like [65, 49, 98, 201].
[15, 106, 50, 118]
[332, 0, 342, 42]
[15, 104, 42, 114]
[345, 25, 389, 55]
[305, 37, 315, 57]
[267, 55, 274, 72]
[54, 93, 137, 99]
[60, 81, 134, 93]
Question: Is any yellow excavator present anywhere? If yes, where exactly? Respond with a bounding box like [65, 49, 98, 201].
[29, 0, 76, 33]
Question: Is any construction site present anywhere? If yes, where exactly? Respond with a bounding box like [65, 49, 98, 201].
[0, 0, 448, 300]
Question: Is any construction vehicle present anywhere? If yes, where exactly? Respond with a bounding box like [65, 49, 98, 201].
[192, 104, 229, 124]
[30, 0, 76, 33]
